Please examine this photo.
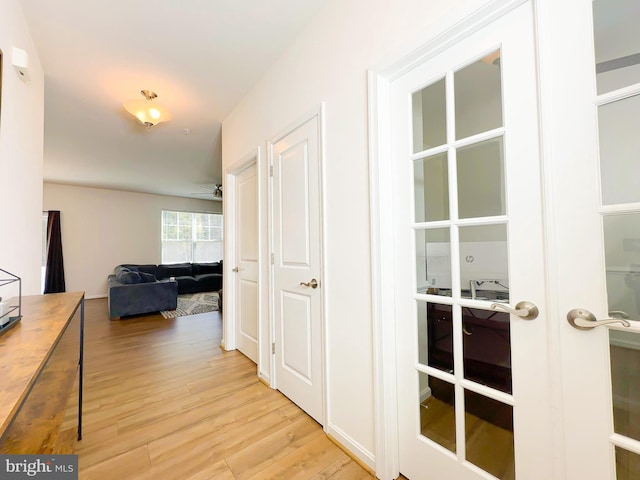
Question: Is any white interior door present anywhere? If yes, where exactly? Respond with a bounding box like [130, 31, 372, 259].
[544, 0, 640, 478]
[234, 162, 259, 363]
[391, 4, 553, 479]
[271, 113, 323, 424]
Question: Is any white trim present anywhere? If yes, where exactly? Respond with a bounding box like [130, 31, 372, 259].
[375, 0, 528, 81]
[368, 1, 536, 478]
[325, 421, 376, 470]
[86, 294, 107, 300]
[419, 386, 433, 404]
[267, 104, 328, 427]
[368, 69, 400, 480]
[223, 147, 261, 355]
[267, 139, 276, 388]
[530, 0, 570, 478]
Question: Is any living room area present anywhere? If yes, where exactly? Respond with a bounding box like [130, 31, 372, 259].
[2, 0, 353, 475]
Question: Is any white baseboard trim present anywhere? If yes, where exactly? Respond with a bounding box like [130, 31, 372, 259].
[258, 370, 271, 385]
[420, 386, 433, 404]
[325, 421, 376, 471]
[85, 294, 107, 300]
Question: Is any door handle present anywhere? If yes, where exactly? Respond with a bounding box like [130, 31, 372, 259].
[490, 301, 539, 320]
[300, 278, 319, 289]
[232, 267, 239, 272]
[567, 308, 631, 330]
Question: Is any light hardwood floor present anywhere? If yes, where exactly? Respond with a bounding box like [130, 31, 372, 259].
[62, 298, 377, 480]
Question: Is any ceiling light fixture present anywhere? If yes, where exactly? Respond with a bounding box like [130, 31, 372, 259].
[123, 90, 172, 129]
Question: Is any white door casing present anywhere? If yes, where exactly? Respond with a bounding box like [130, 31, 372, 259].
[370, 1, 554, 479]
[270, 110, 325, 425]
[234, 161, 259, 363]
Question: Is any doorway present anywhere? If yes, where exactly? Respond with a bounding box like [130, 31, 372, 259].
[225, 150, 260, 364]
[370, 2, 553, 479]
[269, 109, 326, 425]
[233, 160, 259, 363]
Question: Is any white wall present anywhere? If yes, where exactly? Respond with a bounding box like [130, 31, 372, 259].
[222, 0, 487, 467]
[0, 0, 44, 297]
[43, 183, 221, 298]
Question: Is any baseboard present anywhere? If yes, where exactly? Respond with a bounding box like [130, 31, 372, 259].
[258, 371, 271, 386]
[420, 386, 432, 404]
[85, 294, 107, 300]
[325, 422, 376, 473]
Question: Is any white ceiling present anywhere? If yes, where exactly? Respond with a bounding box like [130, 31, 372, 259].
[19, 0, 325, 200]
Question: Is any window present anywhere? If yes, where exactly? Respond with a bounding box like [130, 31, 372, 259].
[161, 211, 223, 264]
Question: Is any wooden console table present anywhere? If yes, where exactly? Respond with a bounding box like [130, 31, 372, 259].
[0, 292, 84, 453]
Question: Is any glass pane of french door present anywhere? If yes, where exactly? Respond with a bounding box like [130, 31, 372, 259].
[412, 49, 516, 480]
[593, 1, 640, 478]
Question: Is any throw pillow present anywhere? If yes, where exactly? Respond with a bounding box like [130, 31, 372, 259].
[116, 268, 141, 284]
[138, 272, 157, 283]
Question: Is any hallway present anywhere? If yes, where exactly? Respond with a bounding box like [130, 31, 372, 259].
[64, 298, 373, 479]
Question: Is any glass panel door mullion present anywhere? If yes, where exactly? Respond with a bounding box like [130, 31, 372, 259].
[611, 433, 640, 457]
[411, 143, 449, 161]
[451, 126, 505, 150]
[596, 84, 640, 107]
[445, 63, 468, 464]
[599, 204, 640, 215]
[417, 362, 456, 384]
[453, 216, 508, 227]
[459, 378, 515, 406]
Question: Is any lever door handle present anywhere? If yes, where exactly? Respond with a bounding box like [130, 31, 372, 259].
[567, 308, 631, 330]
[490, 301, 539, 320]
[300, 278, 319, 289]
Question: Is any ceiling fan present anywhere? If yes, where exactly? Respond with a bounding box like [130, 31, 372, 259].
[190, 184, 222, 201]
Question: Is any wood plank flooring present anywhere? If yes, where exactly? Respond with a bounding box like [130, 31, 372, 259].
[62, 298, 376, 480]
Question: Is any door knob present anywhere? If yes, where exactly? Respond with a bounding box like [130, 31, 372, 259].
[300, 278, 319, 289]
[232, 267, 239, 272]
[567, 308, 631, 330]
[490, 301, 539, 320]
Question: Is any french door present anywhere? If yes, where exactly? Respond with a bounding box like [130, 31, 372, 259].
[391, 3, 553, 479]
[545, 0, 640, 478]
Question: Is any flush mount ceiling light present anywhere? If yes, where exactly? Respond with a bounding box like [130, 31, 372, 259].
[123, 90, 172, 129]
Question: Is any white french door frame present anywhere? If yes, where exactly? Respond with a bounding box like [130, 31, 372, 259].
[223, 147, 262, 368]
[368, 1, 566, 479]
[267, 104, 329, 428]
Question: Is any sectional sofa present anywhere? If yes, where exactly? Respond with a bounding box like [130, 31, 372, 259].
[107, 261, 223, 319]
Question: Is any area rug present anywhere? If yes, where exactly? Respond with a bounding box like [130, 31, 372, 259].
[161, 291, 219, 318]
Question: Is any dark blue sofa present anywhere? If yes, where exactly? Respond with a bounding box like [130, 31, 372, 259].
[108, 261, 223, 319]
[108, 275, 178, 319]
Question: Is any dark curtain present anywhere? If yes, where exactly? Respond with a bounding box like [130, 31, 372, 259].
[44, 210, 66, 293]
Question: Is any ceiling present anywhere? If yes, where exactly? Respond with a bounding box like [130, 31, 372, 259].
[19, 0, 325, 200]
